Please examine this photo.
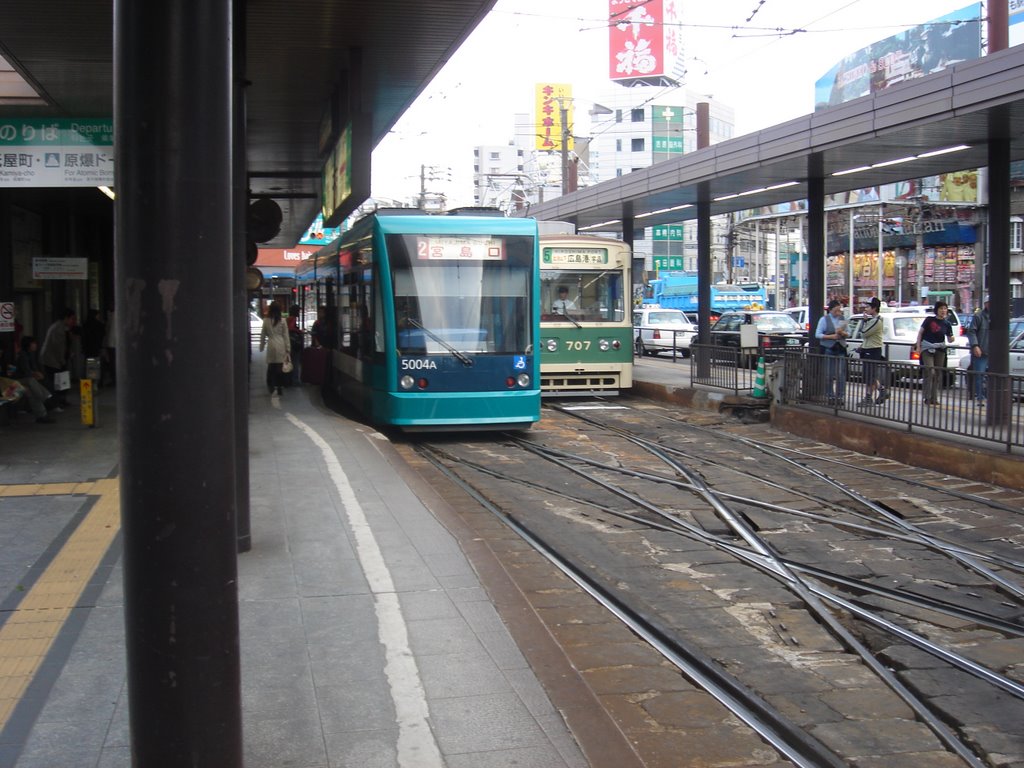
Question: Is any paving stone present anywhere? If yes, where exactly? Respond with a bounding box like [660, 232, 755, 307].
[719, 659, 832, 695]
[628, 724, 790, 768]
[640, 689, 739, 730]
[818, 687, 914, 720]
[809, 717, 945, 757]
[566, 640, 667, 671]
[534, 602, 628, 627]
[961, 637, 1024, 672]
[580, 663, 693, 695]
[547, 619, 643, 647]
[762, 691, 844, 727]
[960, 724, 1024, 765]
[927, 690, 1024, 733]
[850, 751, 967, 768]
[596, 693, 661, 734]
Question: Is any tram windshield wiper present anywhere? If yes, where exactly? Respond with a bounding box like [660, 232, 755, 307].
[406, 317, 474, 366]
[559, 312, 582, 328]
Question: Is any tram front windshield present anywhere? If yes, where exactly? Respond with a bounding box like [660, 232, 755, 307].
[388, 234, 534, 355]
[541, 269, 625, 322]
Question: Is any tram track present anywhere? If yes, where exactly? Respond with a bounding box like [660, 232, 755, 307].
[410, 398, 1024, 767]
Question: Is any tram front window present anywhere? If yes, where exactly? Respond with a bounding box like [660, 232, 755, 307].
[388, 234, 534, 356]
[540, 270, 624, 322]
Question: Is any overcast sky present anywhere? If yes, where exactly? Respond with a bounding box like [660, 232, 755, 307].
[370, 0, 983, 207]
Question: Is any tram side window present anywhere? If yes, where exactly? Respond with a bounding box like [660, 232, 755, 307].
[334, 268, 374, 357]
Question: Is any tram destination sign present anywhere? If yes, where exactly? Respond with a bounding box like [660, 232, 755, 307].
[0, 119, 113, 188]
[542, 247, 609, 265]
[417, 236, 504, 260]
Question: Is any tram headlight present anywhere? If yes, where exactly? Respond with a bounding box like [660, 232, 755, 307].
[599, 338, 610, 351]
[611, 339, 621, 349]
[400, 375, 415, 390]
[516, 373, 531, 388]
[545, 338, 558, 352]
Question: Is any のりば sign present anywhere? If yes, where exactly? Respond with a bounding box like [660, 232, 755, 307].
[0, 119, 114, 188]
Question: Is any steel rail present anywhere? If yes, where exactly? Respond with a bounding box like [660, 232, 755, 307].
[417, 445, 848, 768]
[535, 411, 997, 766]
[557, 405, 1024, 597]
[433, 432, 1018, 764]
[461, 440, 1024, 637]
[629, 401, 1024, 518]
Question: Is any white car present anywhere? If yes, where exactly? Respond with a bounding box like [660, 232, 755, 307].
[633, 308, 697, 357]
[785, 306, 810, 332]
[845, 308, 968, 384]
[957, 330, 1024, 395]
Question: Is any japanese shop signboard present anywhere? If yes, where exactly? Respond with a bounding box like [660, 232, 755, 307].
[608, 0, 684, 87]
[0, 119, 113, 187]
[534, 83, 574, 153]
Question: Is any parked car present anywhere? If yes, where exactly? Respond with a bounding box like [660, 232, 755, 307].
[1010, 316, 1024, 339]
[633, 307, 697, 357]
[709, 310, 806, 365]
[957, 329, 1024, 396]
[785, 306, 811, 332]
[844, 308, 968, 384]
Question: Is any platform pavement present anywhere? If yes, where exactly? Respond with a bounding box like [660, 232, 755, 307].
[0, 368, 591, 768]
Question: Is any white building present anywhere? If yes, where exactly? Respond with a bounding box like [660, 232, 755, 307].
[586, 86, 737, 280]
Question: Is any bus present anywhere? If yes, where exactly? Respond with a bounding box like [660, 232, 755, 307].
[538, 233, 633, 395]
[295, 209, 541, 431]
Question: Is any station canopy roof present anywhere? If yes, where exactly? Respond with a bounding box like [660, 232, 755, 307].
[525, 45, 1024, 233]
[0, 0, 498, 248]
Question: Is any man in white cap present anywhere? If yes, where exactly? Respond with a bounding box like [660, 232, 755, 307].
[967, 295, 991, 406]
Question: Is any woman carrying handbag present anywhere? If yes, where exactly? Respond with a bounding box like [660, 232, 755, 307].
[259, 301, 290, 396]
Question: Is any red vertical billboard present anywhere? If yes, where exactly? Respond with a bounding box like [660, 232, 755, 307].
[609, 0, 683, 86]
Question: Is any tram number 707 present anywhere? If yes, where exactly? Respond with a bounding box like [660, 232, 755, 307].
[565, 340, 591, 351]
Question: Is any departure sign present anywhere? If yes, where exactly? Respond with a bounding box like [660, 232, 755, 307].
[542, 247, 609, 265]
[416, 236, 504, 260]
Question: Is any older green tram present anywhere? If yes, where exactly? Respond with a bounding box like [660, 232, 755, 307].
[538, 232, 633, 396]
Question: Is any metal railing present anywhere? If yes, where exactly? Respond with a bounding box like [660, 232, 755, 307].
[689, 343, 787, 396]
[687, 345, 1023, 451]
[781, 349, 1023, 452]
[635, 329, 693, 361]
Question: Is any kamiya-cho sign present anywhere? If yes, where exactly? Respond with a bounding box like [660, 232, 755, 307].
[0, 119, 114, 188]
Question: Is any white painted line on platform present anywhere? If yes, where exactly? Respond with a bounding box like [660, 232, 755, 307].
[285, 413, 444, 768]
[559, 404, 630, 411]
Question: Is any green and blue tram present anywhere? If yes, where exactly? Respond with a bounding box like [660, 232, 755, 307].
[295, 210, 541, 431]
[538, 233, 633, 395]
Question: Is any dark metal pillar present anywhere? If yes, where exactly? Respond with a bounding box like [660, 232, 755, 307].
[621, 204, 637, 305]
[233, 0, 252, 553]
[987, 122, 1011, 425]
[806, 155, 826, 349]
[115, 1, 243, 765]
[695, 103, 711, 377]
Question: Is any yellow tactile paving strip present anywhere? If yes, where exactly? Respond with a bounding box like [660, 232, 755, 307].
[0, 478, 120, 729]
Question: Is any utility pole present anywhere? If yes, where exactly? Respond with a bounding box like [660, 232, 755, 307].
[557, 96, 573, 195]
[419, 164, 450, 211]
[559, 99, 569, 195]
